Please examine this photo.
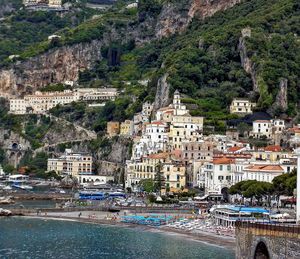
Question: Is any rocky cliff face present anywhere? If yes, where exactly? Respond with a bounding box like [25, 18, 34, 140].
[0, 40, 102, 98]
[153, 73, 170, 112]
[0, 129, 32, 167]
[0, 0, 242, 97]
[269, 78, 288, 114]
[156, 0, 241, 38]
[239, 28, 259, 92]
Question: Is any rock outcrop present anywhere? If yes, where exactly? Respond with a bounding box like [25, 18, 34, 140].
[156, 0, 241, 38]
[239, 28, 259, 92]
[0, 40, 102, 98]
[0, 0, 242, 97]
[153, 73, 171, 111]
[269, 78, 288, 114]
[0, 129, 31, 167]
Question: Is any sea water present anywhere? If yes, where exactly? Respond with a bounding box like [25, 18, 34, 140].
[0, 218, 235, 259]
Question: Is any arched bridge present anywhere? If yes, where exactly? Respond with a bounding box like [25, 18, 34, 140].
[236, 221, 300, 259]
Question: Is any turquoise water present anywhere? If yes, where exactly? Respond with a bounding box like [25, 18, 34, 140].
[0, 218, 235, 259]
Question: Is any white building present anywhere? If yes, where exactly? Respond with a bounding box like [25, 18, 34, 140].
[202, 157, 235, 194]
[251, 119, 285, 139]
[251, 120, 273, 138]
[243, 164, 284, 183]
[272, 119, 285, 134]
[230, 98, 256, 115]
[76, 88, 118, 101]
[78, 175, 114, 185]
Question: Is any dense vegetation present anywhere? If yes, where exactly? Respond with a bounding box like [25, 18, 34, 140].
[0, 1, 100, 66]
[229, 169, 297, 206]
[48, 0, 299, 132]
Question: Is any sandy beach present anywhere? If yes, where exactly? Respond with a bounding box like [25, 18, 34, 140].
[23, 210, 236, 250]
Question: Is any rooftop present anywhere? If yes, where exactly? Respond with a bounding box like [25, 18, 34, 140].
[147, 152, 169, 160]
[213, 157, 235, 165]
[227, 146, 244, 153]
[264, 145, 281, 152]
[244, 164, 284, 172]
[254, 120, 271, 123]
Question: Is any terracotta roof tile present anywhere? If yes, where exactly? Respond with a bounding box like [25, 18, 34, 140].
[227, 146, 244, 153]
[213, 157, 235, 164]
[264, 145, 281, 152]
[147, 152, 169, 159]
[244, 165, 284, 172]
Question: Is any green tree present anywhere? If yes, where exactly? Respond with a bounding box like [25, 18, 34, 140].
[154, 162, 165, 194]
[139, 179, 155, 193]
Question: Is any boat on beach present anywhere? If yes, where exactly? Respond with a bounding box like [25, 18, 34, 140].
[11, 184, 33, 190]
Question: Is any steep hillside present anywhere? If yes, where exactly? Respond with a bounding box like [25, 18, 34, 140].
[0, 0, 299, 120]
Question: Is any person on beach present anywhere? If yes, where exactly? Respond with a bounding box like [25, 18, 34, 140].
[78, 212, 82, 218]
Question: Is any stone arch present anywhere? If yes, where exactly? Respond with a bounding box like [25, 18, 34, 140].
[221, 187, 229, 202]
[254, 241, 270, 259]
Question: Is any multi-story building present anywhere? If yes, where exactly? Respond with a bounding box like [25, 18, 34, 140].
[230, 98, 256, 115]
[76, 88, 118, 101]
[250, 119, 285, 139]
[120, 120, 134, 136]
[9, 88, 119, 115]
[243, 165, 284, 183]
[48, 0, 61, 7]
[202, 157, 235, 194]
[107, 122, 120, 137]
[251, 120, 272, 138]
[47, 149, 93, 178]
[125, 152, 185, 192]
[23, 0, 62, 8]
[10, 90, 77, 114]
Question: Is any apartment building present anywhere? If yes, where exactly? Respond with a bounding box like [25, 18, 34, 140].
[120, 120, 134, 136]
[47, 149, 93, 178]
[9, 88, 119, 115]
[230, 98, 256, 115]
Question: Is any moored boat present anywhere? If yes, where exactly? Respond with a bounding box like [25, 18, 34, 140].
[12, 184, 33, 190]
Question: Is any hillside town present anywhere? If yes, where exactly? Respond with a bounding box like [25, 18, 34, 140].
[100, 91, 299, 199]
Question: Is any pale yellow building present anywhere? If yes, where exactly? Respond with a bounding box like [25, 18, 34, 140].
[107, 122, 120, 137]
[10, 90, 77, 114]
[120, 120, 134, 136]
[162, 163, 186, 191]
[252, 145, 292, 162]
[125, 152, 186, 192]
[230, 98, 256, 115]
[48, 0, 61, 7]
[47, 149, 93, 178]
